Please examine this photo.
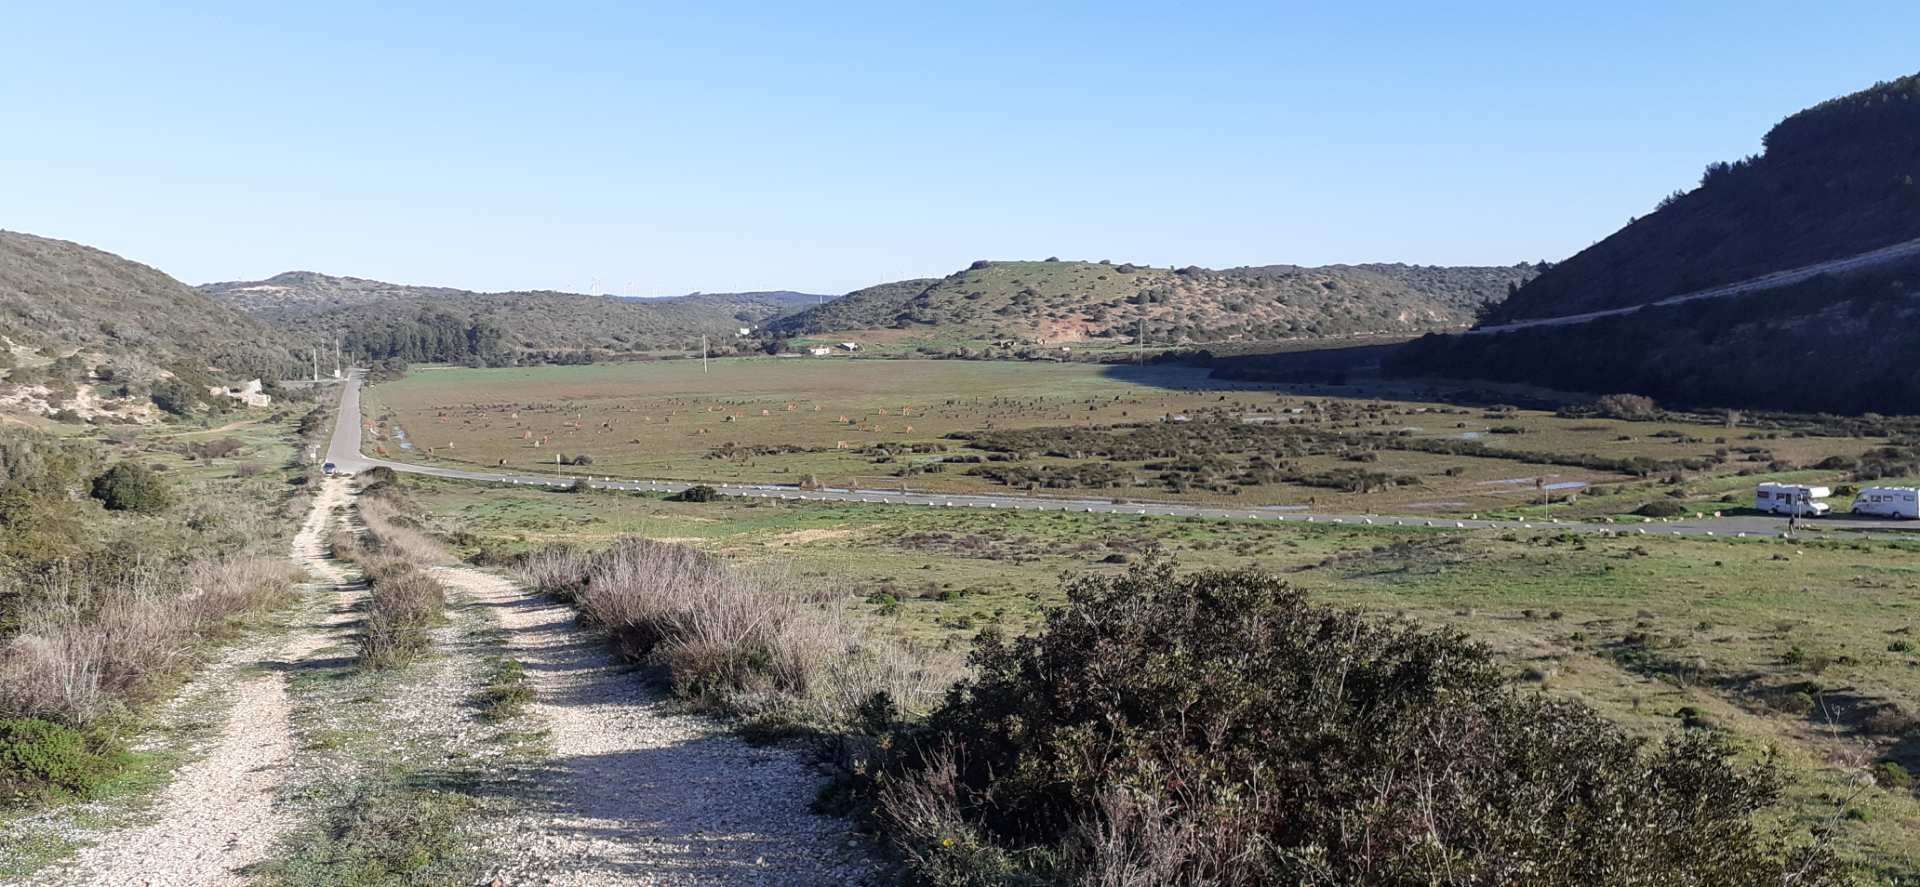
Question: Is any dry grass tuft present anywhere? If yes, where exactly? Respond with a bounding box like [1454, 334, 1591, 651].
[0, 557, 296, 726]
[356, 495, 449, 565]
[515, 536, 954, 729]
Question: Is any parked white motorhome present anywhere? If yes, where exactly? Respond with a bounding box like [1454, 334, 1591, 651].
[1754, 483, 1831, 516]
[1851, 486, 1919, 520]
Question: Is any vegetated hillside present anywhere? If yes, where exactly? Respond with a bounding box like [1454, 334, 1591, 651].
[200, 271, 472, 319]
[767, 259, 1535, 347]
[1486, 72, 1920, 324]
[764, 278, 940, 336]
[0, 230, 299, 388]
[1391, 72, 1920, 413]
[205, 272, 824, 363]
[1391, 256, 1920, 413]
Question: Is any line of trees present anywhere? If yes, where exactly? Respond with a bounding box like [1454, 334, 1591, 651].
[340, 308, 512, 367]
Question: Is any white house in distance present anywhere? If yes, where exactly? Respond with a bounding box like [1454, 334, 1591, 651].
[737, 327, 754, 336]
[838, 341, 860, 351]
[207, 379, 272, 408]
[807, 346, 834, 357]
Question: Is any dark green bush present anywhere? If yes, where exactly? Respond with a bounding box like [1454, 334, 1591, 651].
[89, 460, 173, 512]
[0, 718, 124, 803]
[873, 561, 1846, 886]
[674, 484, 719, 503]
[1635, 499, 1689, 518]
[148, 377, 199, 417]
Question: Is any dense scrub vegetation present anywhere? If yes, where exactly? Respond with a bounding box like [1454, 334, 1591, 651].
[1486, 71, 1920, 324]
[867, 561, 1849, 885]
[1393, 257, 1920, 413]
[769, 259, 1535, 346]
[340, 306, 517, 368]
[0, 422, 304, 804]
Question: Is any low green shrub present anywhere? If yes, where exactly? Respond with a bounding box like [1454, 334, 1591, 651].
[673, 484, 719, 503]
[266, 780, 476, 886]
[478, 659, 532, 722]
[871, 561, 1847, 886]
[89, 460, 173, 512]
[1635, 499, 1688, 518]
[0, 718, 123, 803]
[357, 558, 446, 670]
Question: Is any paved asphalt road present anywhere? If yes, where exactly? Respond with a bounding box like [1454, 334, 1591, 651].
[1468, 234, 1920, 335]
[325, 371, 1916, 540]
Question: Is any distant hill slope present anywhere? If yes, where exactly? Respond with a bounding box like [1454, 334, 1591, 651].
[0, 231, 297, 382]
[1390, 72, 1920, 413]
[1486, 73, 1920, 324]
[1391, 256, 1920, 413]
[201, 271, 470, 319]
[768, 260, 1535, 347]
[204, 272, 825, 359]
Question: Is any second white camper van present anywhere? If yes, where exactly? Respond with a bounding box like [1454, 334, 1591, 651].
[1851, 486, 1919, 520]
[1754, 483, 1832, 516]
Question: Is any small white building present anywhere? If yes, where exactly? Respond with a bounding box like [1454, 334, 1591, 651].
[1851, 486, 1918, 520]
[807, 346, 834, 357]
[737, 327, 754, 337]
[838, 341, 860, 351]
[207, 379, 271, 408]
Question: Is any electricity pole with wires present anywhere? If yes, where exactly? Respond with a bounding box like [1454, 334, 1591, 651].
[702, 334, 709, 374]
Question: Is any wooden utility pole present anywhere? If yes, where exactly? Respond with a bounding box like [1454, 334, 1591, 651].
[702, 334, 709, 373]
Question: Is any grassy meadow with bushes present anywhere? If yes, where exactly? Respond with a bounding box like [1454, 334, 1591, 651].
[395, 463, 1920, 880]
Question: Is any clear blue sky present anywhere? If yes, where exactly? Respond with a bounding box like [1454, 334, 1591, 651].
[4, 2, 1916, 297]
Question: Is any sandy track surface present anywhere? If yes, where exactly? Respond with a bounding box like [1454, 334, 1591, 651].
[22, 479, 356, 887]
[444, 566, 885, 886]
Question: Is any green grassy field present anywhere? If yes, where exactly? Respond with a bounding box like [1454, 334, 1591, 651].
[362, 359, 1886, 515]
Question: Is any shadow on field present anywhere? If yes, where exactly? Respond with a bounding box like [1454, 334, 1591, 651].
[1094, 342, 1402, 392]
[1097, 343, 1577, 410]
